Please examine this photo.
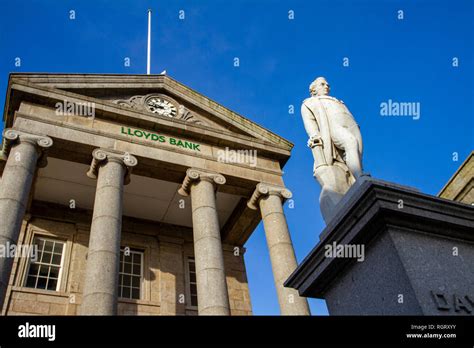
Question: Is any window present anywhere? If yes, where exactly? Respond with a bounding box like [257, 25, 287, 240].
[25, 237, 65, 291]
[119, 249, 143, 300]
[187, 257, 198, 307]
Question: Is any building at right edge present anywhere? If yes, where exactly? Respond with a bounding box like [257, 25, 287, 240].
[438, 151, 473, 204]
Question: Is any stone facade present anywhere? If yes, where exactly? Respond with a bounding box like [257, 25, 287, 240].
[2, 203, 252, 316]
[438, 151, 474, 204]
[0, 73, 308, 315]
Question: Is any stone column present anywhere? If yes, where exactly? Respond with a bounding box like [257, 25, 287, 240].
[248, 183, 310, 315]
[80, 149, 137, 315]
[0, 129, 52, 309]
[178, 168, 230, 315]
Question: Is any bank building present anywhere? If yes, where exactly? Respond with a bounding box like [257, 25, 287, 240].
[0, 73, 310, 316]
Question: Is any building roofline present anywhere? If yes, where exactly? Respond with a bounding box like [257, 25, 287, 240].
[6, 72, 294, 151]
[438, 151, 474, 197]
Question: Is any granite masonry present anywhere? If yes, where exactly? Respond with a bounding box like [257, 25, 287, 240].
[285, 172, 474, 315]
[0, 73, 309, 316]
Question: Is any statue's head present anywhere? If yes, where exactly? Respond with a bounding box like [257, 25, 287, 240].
[309, 77, 330, 96]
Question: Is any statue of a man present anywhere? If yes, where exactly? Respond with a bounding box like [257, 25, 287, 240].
[301, 77, 364, 223]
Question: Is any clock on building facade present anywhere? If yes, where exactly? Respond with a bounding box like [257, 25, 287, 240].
[145, 96, 177, 117]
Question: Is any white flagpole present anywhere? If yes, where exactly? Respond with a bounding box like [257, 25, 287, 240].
[147, 9, 152, 75]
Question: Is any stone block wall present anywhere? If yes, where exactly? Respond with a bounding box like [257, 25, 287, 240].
[2, 210, 252, 316]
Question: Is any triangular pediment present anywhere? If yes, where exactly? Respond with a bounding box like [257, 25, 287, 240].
[108, 92, 225, 131]
[4, 73, 292, 152]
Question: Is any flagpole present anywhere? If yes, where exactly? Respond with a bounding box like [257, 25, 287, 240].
[147, 9, 152, 75]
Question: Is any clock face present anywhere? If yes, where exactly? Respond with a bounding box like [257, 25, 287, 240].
[146, 97, 177, 117]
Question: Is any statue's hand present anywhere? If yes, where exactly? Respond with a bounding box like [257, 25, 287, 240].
[307, 135, 323, 149]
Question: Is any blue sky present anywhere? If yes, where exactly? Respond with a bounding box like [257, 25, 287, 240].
[0, 0, 472, 315]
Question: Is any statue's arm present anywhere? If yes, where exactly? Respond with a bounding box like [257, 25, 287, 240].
[302, 101, 329, 167]
[301, 102, 320, 139]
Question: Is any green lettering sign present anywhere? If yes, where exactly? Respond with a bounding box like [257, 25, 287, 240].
[120, 127, 201, 152]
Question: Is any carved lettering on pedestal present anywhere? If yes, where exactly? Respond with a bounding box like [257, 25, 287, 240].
[430, 291, 473, 314]
[431, 291, 450, 311]
[454, 294, 472, 313]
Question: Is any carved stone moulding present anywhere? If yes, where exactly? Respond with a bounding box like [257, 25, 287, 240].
[113, 93, 206, 125]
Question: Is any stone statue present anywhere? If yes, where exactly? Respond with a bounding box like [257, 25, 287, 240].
[301, 77, 364, 223]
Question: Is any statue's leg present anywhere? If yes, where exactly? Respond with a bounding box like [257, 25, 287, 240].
[357, 132, 363, 159]
[344, 138, 362, 178]
[334, 127, 363, 179]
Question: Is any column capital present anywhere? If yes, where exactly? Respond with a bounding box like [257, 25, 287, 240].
[247, 183, 292, 210]
[1, 129, 53, 167]
[178, 168, 226, 197]
[86, 148, 138, 185]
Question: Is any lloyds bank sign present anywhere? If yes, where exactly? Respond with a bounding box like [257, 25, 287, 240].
[121, 127, 201, 151]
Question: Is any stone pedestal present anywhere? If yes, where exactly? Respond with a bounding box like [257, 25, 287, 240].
[80, 149, 137, 315]
[0, 129, 52, 309]
[285, 177, 474, 315]
[179, 168, 230, 315]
